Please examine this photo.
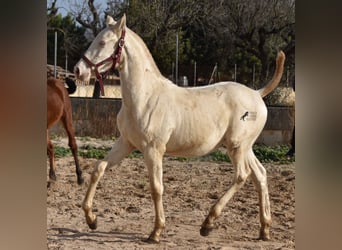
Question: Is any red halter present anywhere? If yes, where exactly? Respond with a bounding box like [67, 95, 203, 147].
[82, 29, 126, 96]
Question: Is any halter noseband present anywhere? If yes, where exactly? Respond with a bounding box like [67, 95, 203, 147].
[82, 29, 126, 96]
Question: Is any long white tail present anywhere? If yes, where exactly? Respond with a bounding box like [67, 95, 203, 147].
[258, 51, 286, 98]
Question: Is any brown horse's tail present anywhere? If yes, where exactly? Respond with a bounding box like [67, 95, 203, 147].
[65, 78, 77, 94]
[258, 51, 285, 98]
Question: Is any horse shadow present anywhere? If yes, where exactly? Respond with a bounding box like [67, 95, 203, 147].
[48, 227, 145, 244]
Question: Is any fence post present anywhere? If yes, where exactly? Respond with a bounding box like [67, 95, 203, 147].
[171, 62, 174, 82]
[65, 51, 68, 78]
[194, 61, 197, 86]
[175, 32, 179, 85]
[54, 31, 57, 78]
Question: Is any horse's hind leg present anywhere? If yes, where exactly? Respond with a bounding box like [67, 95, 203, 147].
[61, 113, 83, 185]
[47, 130, 56, 184]
[248, 150, 271, 240]
[82, 137, 134, 230]
[200, 143, 251, 237]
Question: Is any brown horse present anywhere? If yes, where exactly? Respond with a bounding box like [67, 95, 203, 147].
[47, 77, 83, 186]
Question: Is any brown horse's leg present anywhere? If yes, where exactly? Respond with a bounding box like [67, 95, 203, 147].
[61, 113, 84, 185]
[47, 130, 56, 183]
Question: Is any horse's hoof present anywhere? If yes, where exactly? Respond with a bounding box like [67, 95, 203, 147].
[77, 177, 84, 185]
[258, 232, 271, 241]
[49, 174, 57, 182]
[144, 236, 160, 244]
[47, 180, 55, 188]
[258, 227, 271, 241]
[200, 226, 213, 237]
[87, 217, 98, 230]
[258, 235, 271, 241]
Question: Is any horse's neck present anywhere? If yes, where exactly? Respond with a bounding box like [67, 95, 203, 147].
[119, 30, 165, 108]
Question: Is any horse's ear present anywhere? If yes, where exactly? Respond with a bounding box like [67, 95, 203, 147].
[119, 14, 126, 30]
[106, 15, 116, 26]
[109, 13, 126, 31]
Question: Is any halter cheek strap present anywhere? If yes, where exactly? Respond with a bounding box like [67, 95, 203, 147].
[82, 29, 126, 96]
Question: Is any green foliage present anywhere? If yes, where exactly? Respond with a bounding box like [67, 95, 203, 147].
[54, 146, 72, 158]
[203, 145, 294, 164]
[206, 151, 231, 162]
[168, 145, 293, 164]
[53, 144, 293, 164]
[128, 150, 143, 159]
[253, 144, 294, 164]
[170, 156, 188, 162]
[78, 145, 111, 159]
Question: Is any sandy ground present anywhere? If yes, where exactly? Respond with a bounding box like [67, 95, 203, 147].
[47, 138, 295, 249]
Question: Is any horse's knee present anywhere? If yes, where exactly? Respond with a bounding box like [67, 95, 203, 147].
[91, 162, 107, 182]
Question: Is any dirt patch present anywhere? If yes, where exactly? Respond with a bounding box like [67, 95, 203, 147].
[47, 140, 295, 249]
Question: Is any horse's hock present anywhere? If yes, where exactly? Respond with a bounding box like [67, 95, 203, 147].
[50, 96, 294, 145]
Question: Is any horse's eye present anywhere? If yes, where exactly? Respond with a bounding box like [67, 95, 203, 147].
[99, 41, 105, 47]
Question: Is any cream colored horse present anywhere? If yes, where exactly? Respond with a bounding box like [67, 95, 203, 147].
[74, 14, 285, 243]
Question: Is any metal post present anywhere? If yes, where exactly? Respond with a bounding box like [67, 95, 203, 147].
[194, 61, 197, 86]
[175, 32, 179, 85]
[65, 52, 68, 78]
[54, 31, 57, 78]
[234, 64, 237, 82]
[171, 62, 174, 82]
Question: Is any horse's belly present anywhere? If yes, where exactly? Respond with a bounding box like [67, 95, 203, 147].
[165, 132, 224, 157]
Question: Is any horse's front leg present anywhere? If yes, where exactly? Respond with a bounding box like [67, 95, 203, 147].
[82, 137, 134, 229]
[143, 144, 165, 243]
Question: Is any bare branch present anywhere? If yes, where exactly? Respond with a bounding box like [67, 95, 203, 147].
[68, 0, 104, 37]
[47, 0, 59, 22]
